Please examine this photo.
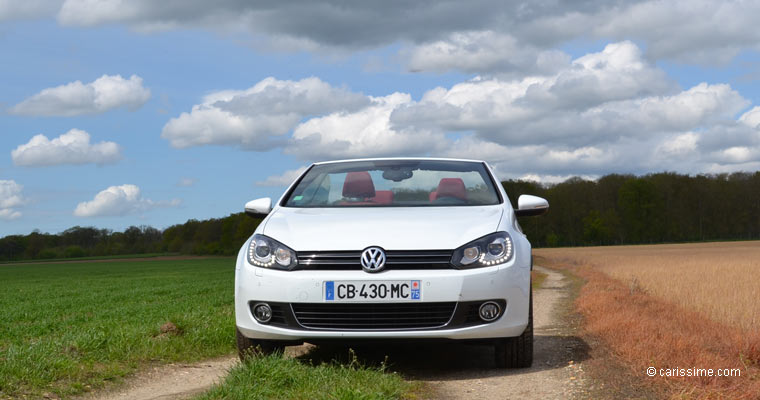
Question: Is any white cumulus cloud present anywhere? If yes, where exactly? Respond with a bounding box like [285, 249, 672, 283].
[518, 173, 599, 185]
[159, 40, 760, 182]
[392, 43, 746, 149]
[402, 30, 571, 76]
[286, 92, 445, 160]
[11, 129, 122, 167]
[44, 1, 760, 70]
[176, 177, 197, 187]
[0, 180, 25, 220]
[161, 77, 369, 149]
[256, 167, 308, 187]
[73, 184, 180, 217]
[591, 0, 760, 64]
[2, 1, 759, 72]
[9, 74, 150, 116]
[0, 0, 62, 20]
[656, 133, 699, 157]
[739, 106, 760, 129]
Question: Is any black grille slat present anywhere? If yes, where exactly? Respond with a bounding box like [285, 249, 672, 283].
[294, 312, 452, 317]
[291, 302, 456, 330]
[297, 318, 450, 323]
[296, 323, 448, 328]
[299, 251, 360, 258]
[309, 254, 359, 258]
[297, 322, 447, 328]
[295, 250, 454, 270]
[465, 304, 480, 323]
[295, 308, 453, 312]
[269, 304, 287, 324]
[300, 260, 359, 265]
[295, 314, 452, 319]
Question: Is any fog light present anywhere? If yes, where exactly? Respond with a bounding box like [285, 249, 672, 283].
[478, 301, 501, 322]
[252, 303, 272, 323]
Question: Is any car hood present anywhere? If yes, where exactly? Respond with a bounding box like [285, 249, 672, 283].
[262, 205, 504, 251]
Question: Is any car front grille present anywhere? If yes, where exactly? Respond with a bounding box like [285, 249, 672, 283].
[268, 303, 287, 325]
[295, 250, 453, 270]
[290, 302, 457, 330]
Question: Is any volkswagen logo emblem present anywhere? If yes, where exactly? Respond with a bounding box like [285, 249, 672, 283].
[360, 247, 386, 272]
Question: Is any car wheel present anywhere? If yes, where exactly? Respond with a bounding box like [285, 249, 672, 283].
[236, 328, 284, 360]
[494, 287, 533, 368]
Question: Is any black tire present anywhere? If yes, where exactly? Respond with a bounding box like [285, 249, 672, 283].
[494, 288, 533, 368]
[236, 328, 284, 360]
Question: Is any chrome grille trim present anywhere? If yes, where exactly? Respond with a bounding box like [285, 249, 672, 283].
[295, 250, 453, 270]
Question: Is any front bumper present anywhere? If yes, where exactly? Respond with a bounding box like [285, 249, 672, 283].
[235, 254, 530, 341]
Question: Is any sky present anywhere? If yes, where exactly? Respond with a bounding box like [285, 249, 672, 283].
[1, 0, 760, 236]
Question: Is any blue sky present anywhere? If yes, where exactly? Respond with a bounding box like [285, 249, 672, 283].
[2, 1, 760, 236]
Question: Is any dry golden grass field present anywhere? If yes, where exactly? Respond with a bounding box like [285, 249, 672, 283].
[536, 241, 760, 399]
[537, 241, 760, 333]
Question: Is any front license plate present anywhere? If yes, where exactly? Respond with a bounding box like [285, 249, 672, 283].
[324, 280, 421, 302]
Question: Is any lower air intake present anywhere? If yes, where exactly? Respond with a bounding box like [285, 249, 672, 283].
[291, 302, 457, 330]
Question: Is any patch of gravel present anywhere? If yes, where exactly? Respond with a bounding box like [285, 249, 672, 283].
[418, 266, 590, 399]
[77, 345, 316, 400]
[76, 356, 236, 400]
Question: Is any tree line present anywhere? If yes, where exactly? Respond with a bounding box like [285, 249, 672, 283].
[1, 171, 759, 262]
[0, 214, 263, 262]
[505, 171, 760, 247]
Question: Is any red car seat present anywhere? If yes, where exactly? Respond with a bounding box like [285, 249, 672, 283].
[433, 178, 467, 201]
[371, 190, 394, 204]
[341, 171, 376, 205]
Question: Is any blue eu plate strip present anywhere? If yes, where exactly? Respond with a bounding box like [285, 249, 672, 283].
[411, 280, 421, 299]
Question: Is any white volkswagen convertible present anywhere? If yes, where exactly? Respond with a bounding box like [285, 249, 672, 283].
[235, 158, 548, 368]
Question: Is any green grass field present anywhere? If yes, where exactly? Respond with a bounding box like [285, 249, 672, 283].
[0, 258, 413, 400]
[0, 258, 235, 398]
[0, 253, 179, 265]
[199, 354, 414, 400]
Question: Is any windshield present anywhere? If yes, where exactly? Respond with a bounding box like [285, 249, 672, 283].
[283, 160, 501, 207]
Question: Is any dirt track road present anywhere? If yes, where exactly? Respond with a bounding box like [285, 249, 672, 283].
[78, 356, 236, 400]
[415, 266, 589, 399]
[82, 266, 588, 400]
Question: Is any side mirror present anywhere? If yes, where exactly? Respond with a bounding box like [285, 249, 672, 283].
[515, 195, 549, 217]
[244, 197, 272, 217]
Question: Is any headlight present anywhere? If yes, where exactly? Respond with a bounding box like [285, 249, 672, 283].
[451, 232, 514, 268]
[247, 234, 297, 270]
